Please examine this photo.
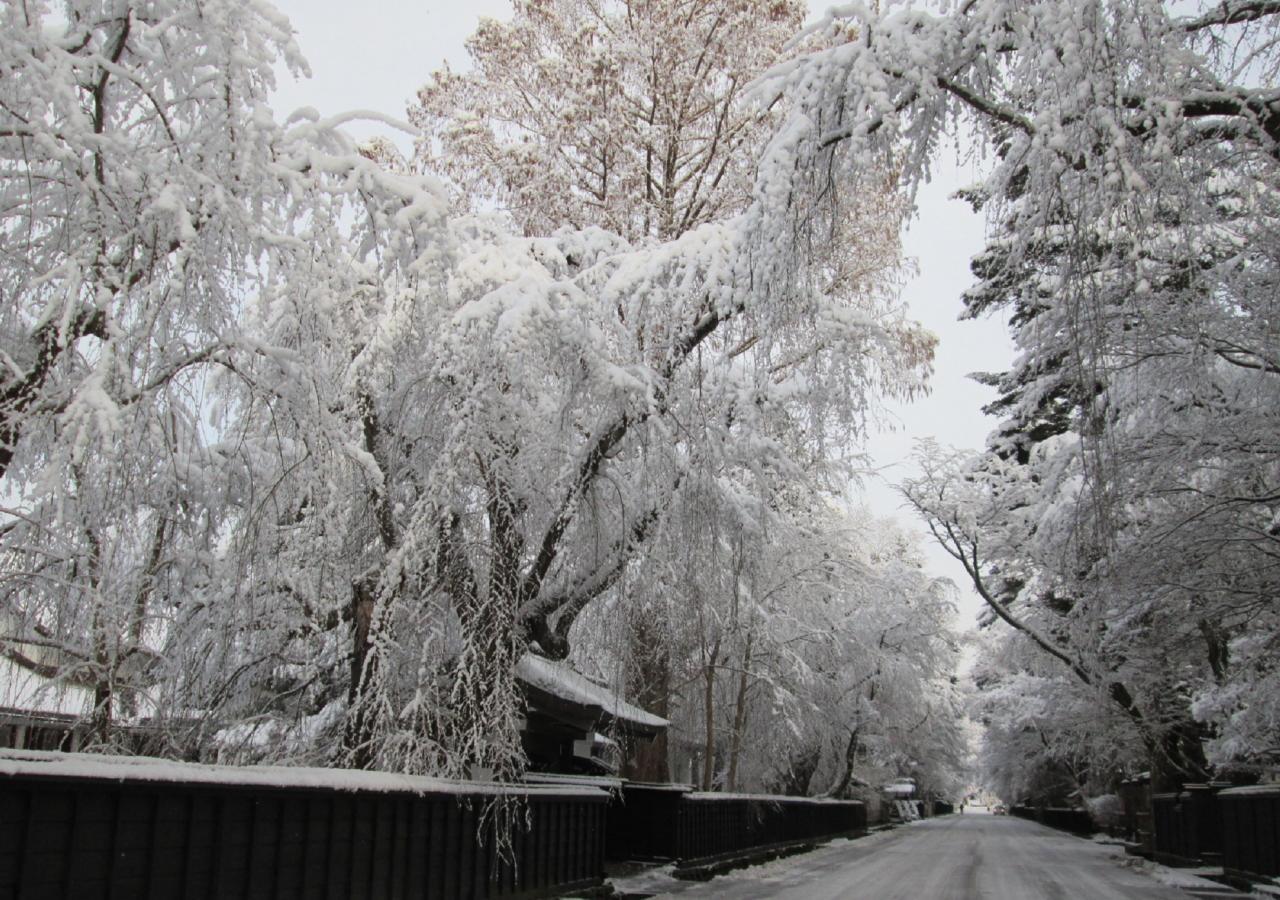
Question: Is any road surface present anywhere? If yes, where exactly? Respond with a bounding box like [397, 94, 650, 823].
[619, 813, 1242, 899]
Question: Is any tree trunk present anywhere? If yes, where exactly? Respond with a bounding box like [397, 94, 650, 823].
[827, 727, 861, 799]
[341, 580, 378, 769]
[342, 394, 400, 770]
[778, 746, 821, 797]
[726, 631, 753, 791]
[625, 618, 671, 782]
[88, 610, 114, 748]
[1151, 717, 1212, 793]
[1199, 618, 1230, 683]
[84, 514, 112, 749]
[701, 640, 719, 791]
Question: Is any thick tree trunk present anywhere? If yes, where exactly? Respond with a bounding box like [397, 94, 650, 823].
[625, 623, 670, 782]
[1151, 717, 1212, 792]
[827, 727, 861, 799]
[89, 678, 113, 749]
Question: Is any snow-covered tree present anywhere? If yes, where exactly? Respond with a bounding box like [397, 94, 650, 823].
[0, 0, 460, 761]
[749, 0, 1280, 788]
[394, 0, 933, 782]
[759, 507, 967, 802]
[581, 498, 970, 798]
[0, 0, 318, 745]
[326, 195, 932, 776]
[2, 0, 966, 791]
[411, 0, 805, 242]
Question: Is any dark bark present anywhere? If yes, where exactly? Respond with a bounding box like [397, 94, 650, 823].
[0, 309, 107, 482]
[1181, 0, 1280, 30]
[700, 635, 720, 791]
[341, 579, 378, 769]
[516, 302, 731, 657]
[725, 630, 753, 792]
[1151, 717, 1213, 792]
[341, 393, 400, 769]
[624, 619, 671, 782]
[828, 677, 877, 799]
[775, 746, 821, 797]
[1199, 618, 1231, 683]
[828, 728, 862, 800]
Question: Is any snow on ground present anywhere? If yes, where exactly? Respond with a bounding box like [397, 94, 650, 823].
[603, 815, 1257, 899]
[605, 823, 921, 897]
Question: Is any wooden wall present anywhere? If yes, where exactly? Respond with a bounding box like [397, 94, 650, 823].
[0, 768, 606, 900]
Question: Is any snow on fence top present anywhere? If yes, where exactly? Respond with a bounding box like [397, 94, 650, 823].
[0, 749, 607, 799]
[1219, 785, 1280, 797]
[515, 653, 669, 731]
[621, 781, 694, 792]
[683, 790, 862, 805]
[523, 772, 624, 791]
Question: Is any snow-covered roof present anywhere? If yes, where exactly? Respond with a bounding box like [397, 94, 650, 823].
[0, 654, 93, 719]
[0, 748, 608, 799]
[515, 653, 668, 734]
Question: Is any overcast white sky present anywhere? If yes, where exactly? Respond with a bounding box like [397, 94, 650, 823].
[267, 0, 1017, 623]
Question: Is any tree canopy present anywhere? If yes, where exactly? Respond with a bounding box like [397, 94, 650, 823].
[753, 0, 1280, 790]
[0, 0, 965, 799]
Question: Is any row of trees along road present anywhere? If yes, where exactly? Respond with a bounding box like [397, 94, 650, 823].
[0, 0, 967, 801]
[805, 0, 1280, 796]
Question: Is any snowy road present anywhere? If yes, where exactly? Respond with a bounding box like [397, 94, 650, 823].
[625, 814, 1243, 900]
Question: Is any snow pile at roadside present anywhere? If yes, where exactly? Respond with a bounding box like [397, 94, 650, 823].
[1116, 854, 1258, 897]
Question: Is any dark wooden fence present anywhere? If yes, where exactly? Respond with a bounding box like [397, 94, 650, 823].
[1133, 782, 1280, 889]
[605, 782, 686, 860]
[606, 783, 865, 870]
[1009, 804, 1093, 835]
[1218, 786, 1280, 882]
[0, 751, 607, 900]
[1151, 784, 1226, 867]
[1119, 776, 1152, 849]
[1041, 807, 1094, 835]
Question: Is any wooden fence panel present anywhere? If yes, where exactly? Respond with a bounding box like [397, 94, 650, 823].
[1152, 784, 1230, 867]
[1220, 787, 1280, 881]
[1010, 805, 1093, 836]
[607, 784, 865, 869]
[0, 752, 607, 900]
